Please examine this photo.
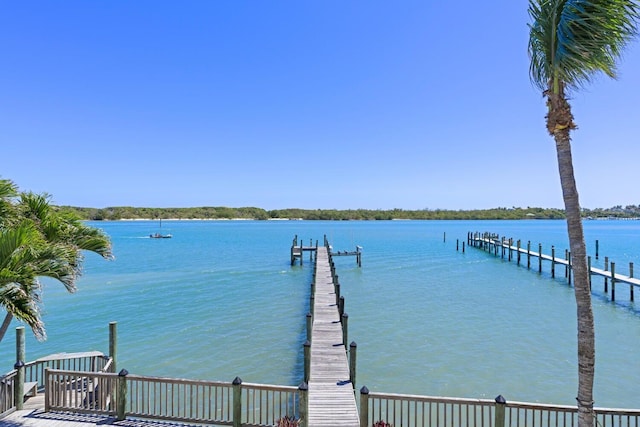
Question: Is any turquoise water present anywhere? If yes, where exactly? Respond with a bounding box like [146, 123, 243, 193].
[1, 219, 640, 409]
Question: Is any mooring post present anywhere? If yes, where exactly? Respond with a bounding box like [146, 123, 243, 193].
[298, 382, 308, 427]
[232, 377, 242, 427]
[517, 240, 521, 265]
[508, 238, 513, 262]
[14, 326, 25, 410]
[527, 241, 531, 269]
[456, 239, 459, 251]
[310, 293, 314, 317]
[117, 369, 129, 421]
[303, 341, 311, 383]
[349, 341, 357, 390]
[567, 251, 572, 285]
[339, 296, 345, 319]
[444, 232, 446, 242]
[605, 257, 609, 292]
[335, 281, 341, 305]
[494, 395, 507, 427]
[565, 249, 569, 278]
[630, 262, 634, 301]
[109, 321, 117, 372]
[310, 239, 313, 261]
[306, 313, 312, 342]
[611, 262, 616, 301]
[538, 243, 542, 273]
[359, 387, 370, 427]
[462, 242, 465, 253]
[342, 313, 348, 346]
[596, 239, 599, 260]
[551, 246, 555, 278]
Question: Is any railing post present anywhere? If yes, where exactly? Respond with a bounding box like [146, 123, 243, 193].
[349, 341, 357, 390]
[298, 382, 308, 427]
[109, 321, 117, 372]
[14, 326, 25, 410]
[232, 376, 242, 427]
[44, 367, 50, 412]
[304, 341, 311, 383]
[342, 313, 348, 346]
[359, 386, 369, 427]
[339, 296, 345, 319]
[117, 368, 129, 421]
[494, 395, 506, 427]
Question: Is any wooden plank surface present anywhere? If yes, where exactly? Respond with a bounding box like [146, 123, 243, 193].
[308, 246, 359, 427]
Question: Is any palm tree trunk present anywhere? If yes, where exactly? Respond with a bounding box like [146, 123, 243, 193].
[554, 128, 595, 427]
[0, 312, 14, 344]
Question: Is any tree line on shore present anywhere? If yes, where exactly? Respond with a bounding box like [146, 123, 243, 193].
[58, 205, 640, 221]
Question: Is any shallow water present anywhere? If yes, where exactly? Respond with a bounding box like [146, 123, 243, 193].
[1, 219, 639, 408]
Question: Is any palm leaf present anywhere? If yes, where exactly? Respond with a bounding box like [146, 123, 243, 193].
[528, 0, 639, 92]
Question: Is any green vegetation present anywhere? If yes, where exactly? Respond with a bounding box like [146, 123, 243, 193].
[0, 179, 113, 343]
[58, 205, 640, 221]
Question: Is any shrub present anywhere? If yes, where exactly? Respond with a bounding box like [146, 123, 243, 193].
[276, 415, 299, 426]
[373, 421, 392, 427]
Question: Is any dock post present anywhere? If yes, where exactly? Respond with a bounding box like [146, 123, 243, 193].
[303, 341, 311, 383]
[109, 321, 117, 372]
[517, 240, 521, 265]
[339, 296, 345, 319]
[564, 249, 569, 278]
[596, 240, 599, 260]
[310, 293, 314, 316]
[335, 281, 341, 305]
[342, 313, 349, 346]
[310, 239, 313, 262]
[630, 262, 634, 301]
[117, 369, 129, 421]
[538, 243, 542, 273]
[444, 232, 446, 242]
[349, 341, 357, 390]
[588, 256, 592, 290]
[494, 395, 507, 427]
[306, 313, 312, 342]
[604, 257, 609, 292]
[456, 239, 459, 251]
[298, 382, 308, 427]
[527, 241, 531, 269]
[300, 244, 303, 266]
[14, 326, 25, 410]
[501, 237, 505, 259]
[357, 246, 362, 267]
[462, 241, 465, 253]
[567, 251, 572, 285]
[508, 238, 513, 261]
[611, 262, 616, 301]
[551, 246, 555, 278]
[359, 387, 370, 427]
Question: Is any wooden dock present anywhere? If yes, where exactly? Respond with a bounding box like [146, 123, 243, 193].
[307, 245, 359, 427]
[469, 232, 640, 301]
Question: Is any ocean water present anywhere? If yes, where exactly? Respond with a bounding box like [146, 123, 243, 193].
[1, 219, 640, 409]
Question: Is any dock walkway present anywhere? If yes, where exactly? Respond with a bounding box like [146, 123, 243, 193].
[308, 246, 359, 427]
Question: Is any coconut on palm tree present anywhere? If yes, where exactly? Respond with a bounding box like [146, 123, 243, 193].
[0, 179, 113, 343]
[528, 1, 638, 425]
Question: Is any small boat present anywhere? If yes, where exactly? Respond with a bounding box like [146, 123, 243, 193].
[150, 233, 172, 239]
[150, 218, 172, 238]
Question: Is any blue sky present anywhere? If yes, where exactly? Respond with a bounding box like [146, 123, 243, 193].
[2, 1, 639, 210]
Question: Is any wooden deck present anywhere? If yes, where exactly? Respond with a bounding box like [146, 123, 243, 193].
[308, 246, 359, 427]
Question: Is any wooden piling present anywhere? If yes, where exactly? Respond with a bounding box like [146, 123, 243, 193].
[631, 262, 635, 301]
[611, 262, 616, 301]
[605, 257, 609, 292]
[551, 246, 555, 278]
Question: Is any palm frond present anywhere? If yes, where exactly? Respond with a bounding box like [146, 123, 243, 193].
[529, 0, 639, 91]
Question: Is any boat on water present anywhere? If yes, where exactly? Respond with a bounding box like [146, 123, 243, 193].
[150, 233, 172, 239]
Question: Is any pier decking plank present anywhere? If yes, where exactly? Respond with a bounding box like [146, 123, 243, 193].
[308, 246, 359, 427]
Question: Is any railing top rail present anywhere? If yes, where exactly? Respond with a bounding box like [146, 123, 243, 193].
[368, 391, 495, 405]
[126, 373, 233, 387]
[45, 369, 117, 379]
[241, 382, 299, 392]
[35, 351, 105, 362]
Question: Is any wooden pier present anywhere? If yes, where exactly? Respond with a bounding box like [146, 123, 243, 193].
[468, 231, 640, 302]
[306, 244, 359, 427]
[291, 235, 362, 267]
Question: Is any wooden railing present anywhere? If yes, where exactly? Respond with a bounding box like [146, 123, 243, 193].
[45, 369, 306, 426]
[359, 389, 640, 427]
[0, 351, 112, 418]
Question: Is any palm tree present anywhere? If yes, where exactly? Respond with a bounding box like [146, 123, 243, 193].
[0, 180, 113, 343]
[528, 1, 638, 425]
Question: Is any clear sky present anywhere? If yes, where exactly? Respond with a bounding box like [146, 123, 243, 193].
[2, 1, 639, 211]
